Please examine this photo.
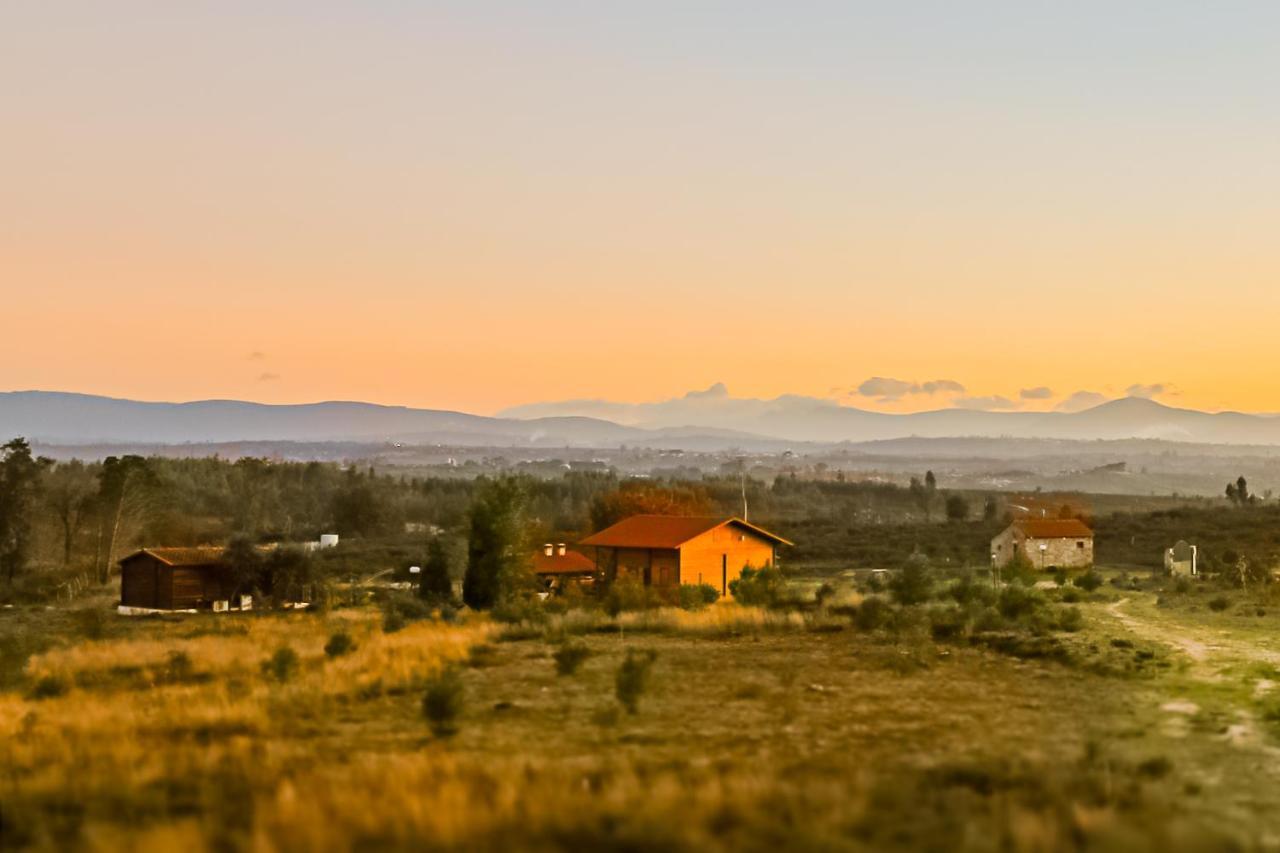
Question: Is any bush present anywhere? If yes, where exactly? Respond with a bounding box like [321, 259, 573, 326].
[729, 566, 786, 607]
[1056, 607, 1084, 633]
[889, 554, 932, 605]
[381, 592, 433, 632]
[677, 583, 720, 611]
[615, 648, 658, 714]
[261, 646, 299, 683]
[492, 596, 550, 625]
[29, 675, 68, 700]
[163, 651, 194, 683]
[928, 606, 968, 641]
[324, 631, 356, 658]
[1074, 571, 1103, 592]
[422, 667, 465, 736]
[72, 607, 107, 640]
[604, 579, 658, 616]
[949, 574, 994, 607]
[997, 585, 1040, 622]
[1208, 596, 1231, 612]
[553, 640, 592, 676]
[854, 596, 893, 631]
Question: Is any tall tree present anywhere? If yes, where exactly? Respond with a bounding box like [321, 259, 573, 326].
[44, 460, 96, 567]
[462, 478, 531, 610]
[95, 455, 154, 583]
[0, 439, 48, 584]
[419, 535, 453, 603]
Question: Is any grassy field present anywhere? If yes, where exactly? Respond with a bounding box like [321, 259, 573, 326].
[3, 575, 1280, 851]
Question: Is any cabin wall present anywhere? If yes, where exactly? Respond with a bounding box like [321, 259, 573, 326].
[678, 527, 776, 597]
[120, 556, 162, 608]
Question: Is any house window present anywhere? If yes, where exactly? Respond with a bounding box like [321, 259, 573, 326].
[1076, 541, 1085, 549]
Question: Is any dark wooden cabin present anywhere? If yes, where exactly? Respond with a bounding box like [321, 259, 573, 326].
[119, 547, 235, 611]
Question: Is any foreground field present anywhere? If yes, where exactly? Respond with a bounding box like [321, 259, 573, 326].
[3, 583, 1280, 851]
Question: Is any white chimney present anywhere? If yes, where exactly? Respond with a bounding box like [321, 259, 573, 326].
[544, 543, 554, 556]
[557, 543, 566, 556]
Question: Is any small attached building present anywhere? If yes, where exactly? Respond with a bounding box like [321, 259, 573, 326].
[532, 542, 597, 590]
[119, 547, 240, 613]
[578, 515, 792, 598]
[991, 519, 1094, 570]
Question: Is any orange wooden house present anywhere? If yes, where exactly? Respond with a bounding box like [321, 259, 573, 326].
[578, 515, 792, 598]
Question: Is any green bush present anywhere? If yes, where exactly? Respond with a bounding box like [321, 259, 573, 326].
[422, 667, 465, 736]
[553, 640, 592, 676]
[72, 607, 107, 640]
[854, 596, 893, 631]
[261, 646, 299, 683]
[163, 651, 194, 683]
[1056, 607, 1084, 633]
[928, 605, 968, 641]
[615, 648, 658, 714]
[604, 579, 658, 616]
[324, 631, 356, 658]
[889, 554, 932, 605]
[729, 566, 787, 607]
[677, 583, 719, 611]
[997, 585, 1041, 621]
[1074, 571, 1103, 592]
[1208, 596, 1231, 612]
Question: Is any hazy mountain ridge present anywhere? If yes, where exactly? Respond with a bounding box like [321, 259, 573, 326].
[5, 391, 1280, 449]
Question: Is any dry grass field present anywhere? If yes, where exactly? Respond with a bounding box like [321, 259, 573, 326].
[3, 582, 1280, 852]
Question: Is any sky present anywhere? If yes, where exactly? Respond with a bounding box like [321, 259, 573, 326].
[4, 2, 1280, 415]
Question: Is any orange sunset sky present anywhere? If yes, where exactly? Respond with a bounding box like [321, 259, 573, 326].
[4, 3, 1279, 416]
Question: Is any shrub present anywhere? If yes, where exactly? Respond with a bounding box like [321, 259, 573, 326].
[492, 596, 549, 626]
[889, 554, 932, 605]
[677, 583, 720, 611]
[949, 574, 994, 607]
[553, 640, 592, 676]
[422, 667, 465, 736]
[1056, 607, 1084, 633]
[604, 579, 657, 616]
[615, 648, 658, 714]
[72, 607, 107, 640]
[928, 606, 968, 641]
[163, 650, 194, 683]
[997, 585, 1040, 621]
[729, 566, 786, 607]
[261, 646, 299, 683]
[1208, 596, 1230, 612]
[29, 675, 68, 700]
[382, 610, 406, 634]
[854, 596, 893, 631]
[1075, 571, 1103, 592]
[324, 631, 356, 658]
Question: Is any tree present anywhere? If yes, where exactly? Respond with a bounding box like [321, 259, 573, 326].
[462, 478, 531, 610]
[0, 439, 48, 584]
[419, 535, 453, 603]
[909, 476, 933, 521]
[43, 460, 96, 567]
[262, 546, 313, 605]
[95, 455, 154, 583]
[1227, 476, 1253, 507]
[589, 482, 713, 531]
[944, 493, 969, 523]
[889, 552, 932, 605]
[983, 495, 999, 523]
[222, 535, 264, 602]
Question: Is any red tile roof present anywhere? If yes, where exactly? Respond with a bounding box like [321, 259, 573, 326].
[579, 515, 793, 549]
[121, 547, 228, 567]
[532, 549, 596, 575]
[1010, 519, 1093, 539]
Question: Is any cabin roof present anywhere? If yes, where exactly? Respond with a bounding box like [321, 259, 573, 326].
[532, 549, 596, 575]
[120, 547, 227, 567]
[1008, 519, 1093, 539]
[579, 515, 793, 549]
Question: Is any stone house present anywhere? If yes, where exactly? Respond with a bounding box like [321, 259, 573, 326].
[991, 518, 1093, 570]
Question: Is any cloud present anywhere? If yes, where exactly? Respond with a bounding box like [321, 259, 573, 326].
[953, 395, 1019, 410]
[1019, 386, 1054, 400]
[248, 351, 266, 361]
[1125, 383, 1168, 399]
[1055, 391, 1109, 412]
[257, 372, 281, 382]
[854, 376, 965, 403]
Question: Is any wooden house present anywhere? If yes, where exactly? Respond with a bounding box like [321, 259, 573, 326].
[119, 547, 241, 612]
[578, 515, 792, 598]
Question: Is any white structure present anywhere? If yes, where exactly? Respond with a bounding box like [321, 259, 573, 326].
[319, 534, 339, 549]
[1165, 541, 1198, 577]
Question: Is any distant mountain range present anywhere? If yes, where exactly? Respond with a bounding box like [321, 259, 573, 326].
[4, 390, 1280, 449]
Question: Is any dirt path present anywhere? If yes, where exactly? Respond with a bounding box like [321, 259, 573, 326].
[1105, 597, 1280, 673]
